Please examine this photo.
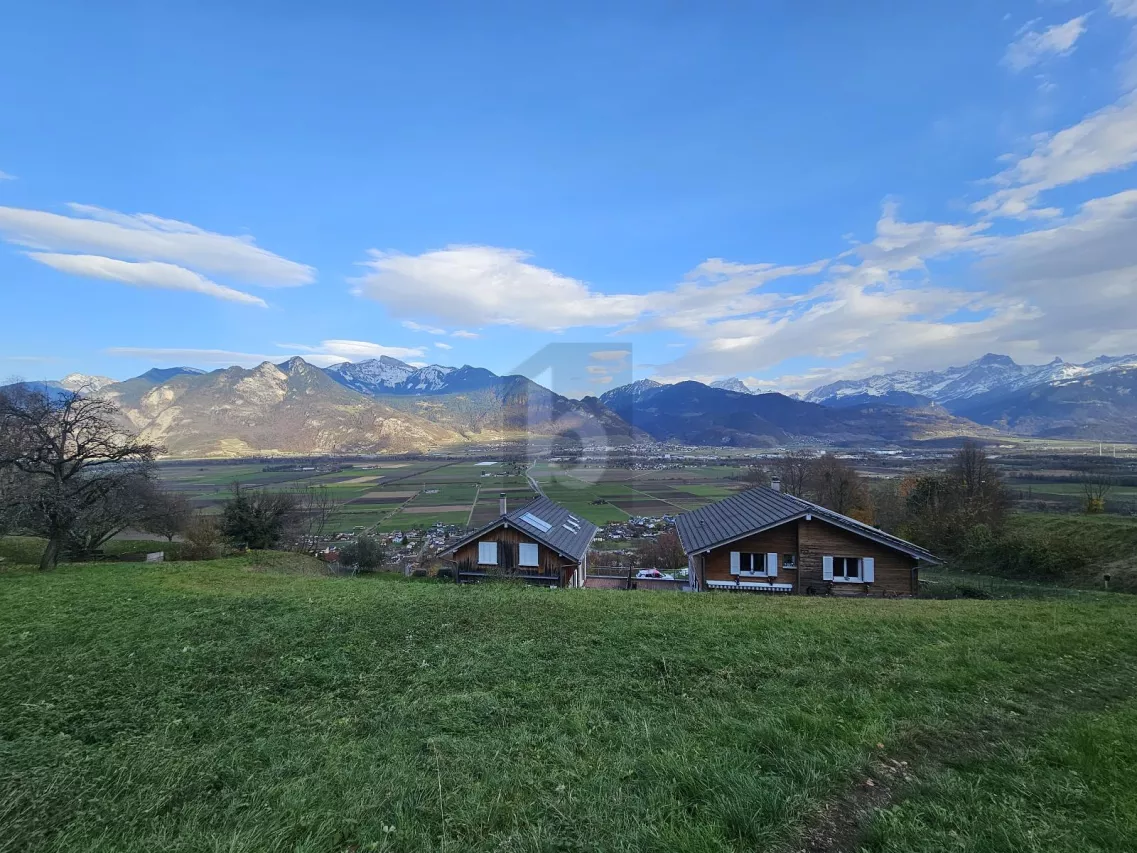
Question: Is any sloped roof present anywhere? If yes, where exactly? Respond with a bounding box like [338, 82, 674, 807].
[441, 495, 599, 563]
[676, 486, 939, 563]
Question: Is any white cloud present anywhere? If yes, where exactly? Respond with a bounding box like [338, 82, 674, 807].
[1003, 16, 1088, 72]
[354, 245, 655, 331]
[974, 92, 1137, 218]
[286, 339, 426, 361]
[402, 320, 446, 335]
[0, 203, 313, 286]
[434, 341, 453, 350]
[450, 329, 479, 339]
[0, 171, 14, 181]
[1109, 0, 1137, 18]
[27, 253, 267, 306]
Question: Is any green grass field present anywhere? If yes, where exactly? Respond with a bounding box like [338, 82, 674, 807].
[2, 556, 1136, 852]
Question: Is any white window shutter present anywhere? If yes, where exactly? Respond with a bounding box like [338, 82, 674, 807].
[730, 552, 740, 575]
[863, 557, 875, 583]
[766, 552, 778, 577]
[519, 543, 539, 567]
[478, 541, 498, 565]
[822, 555, 834, 580]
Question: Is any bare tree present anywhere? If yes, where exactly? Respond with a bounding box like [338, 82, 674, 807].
[0, 384, 161, 570]
[142, 488, 194, 542]
[283, 484, 340, 550]
[1081, 467, 1116, 513]
[636, 529, 686, 572]
[947, 440, 1009, 529]
[808, 452, 870, 516]
[65, 472, 159, 560]
[772, 450, 812, 497]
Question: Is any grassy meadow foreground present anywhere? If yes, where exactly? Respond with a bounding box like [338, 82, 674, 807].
[2, 557, 1137, 853]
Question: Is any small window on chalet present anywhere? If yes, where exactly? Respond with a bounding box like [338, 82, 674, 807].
[478, 541, 498, 566]
[833, 557, 860, 581]
[782, 553, 797, 569]
[519, 543, 539, 567]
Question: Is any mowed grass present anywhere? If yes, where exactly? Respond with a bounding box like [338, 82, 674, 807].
[2, 560, 1137, 852]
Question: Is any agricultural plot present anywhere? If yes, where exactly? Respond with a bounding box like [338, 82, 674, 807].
[157, 458, 750, 534]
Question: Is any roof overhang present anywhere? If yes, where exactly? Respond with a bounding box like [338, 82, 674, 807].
[683, 511, 941, 564]
[441, 518, 596, 564]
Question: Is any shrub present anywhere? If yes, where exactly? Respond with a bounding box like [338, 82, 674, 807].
[337, 535, 386, 572]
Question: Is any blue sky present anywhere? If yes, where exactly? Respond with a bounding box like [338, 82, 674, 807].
[2, 0, 1137, 396]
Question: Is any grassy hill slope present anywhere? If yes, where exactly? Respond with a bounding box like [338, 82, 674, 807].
[1, 560, 1136, 852]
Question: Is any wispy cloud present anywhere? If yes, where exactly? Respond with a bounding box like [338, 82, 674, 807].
[0, 203, 314, 285]
[973, 93, 1137, 218]
[1002, 15, 1088, 72]
[450, 329, 479, 339]
[27, 254, 267, 306]
[0, 171, 15, 182]
[402, 320, 446, 335]
[108, 339, 426, 369]
[434, 341, 453, 350]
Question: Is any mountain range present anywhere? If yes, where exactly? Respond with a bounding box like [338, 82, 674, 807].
[12, 351, 1137, 457]
[804, 353, 1137, 438]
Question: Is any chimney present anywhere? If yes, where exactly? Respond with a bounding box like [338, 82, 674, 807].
[770, 476, 781, 493]
[500, 492, 507, 516]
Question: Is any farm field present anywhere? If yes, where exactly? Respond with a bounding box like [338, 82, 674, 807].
[2, 558, 1136, 851]
[155, 459, 751, 534]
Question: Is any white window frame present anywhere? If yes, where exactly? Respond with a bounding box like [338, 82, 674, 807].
[830, 556, 862, 582]
[730, 552, 777, 578]
[518, 542, 539, 568]
[782, 553, 798, 570]
[478, 541, 498, 566]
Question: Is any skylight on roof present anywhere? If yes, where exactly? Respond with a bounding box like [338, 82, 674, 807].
[520, 512, 552, 533]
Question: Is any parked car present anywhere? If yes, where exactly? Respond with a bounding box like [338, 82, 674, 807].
[636, 569, 665, 579]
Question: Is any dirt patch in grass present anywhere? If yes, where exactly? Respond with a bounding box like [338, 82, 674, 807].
[402, 504, 471, 513]
[362, 490, 418, 499]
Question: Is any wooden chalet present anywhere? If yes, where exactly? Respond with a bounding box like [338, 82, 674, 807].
[441, 494, 598, 587]
[675, 485, 939, 596]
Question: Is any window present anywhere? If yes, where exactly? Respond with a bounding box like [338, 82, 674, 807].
[782, 553, 797, 570]
[478, 541, 498, 565]
[519, 543, 539, 567]
[729, 552, 779, 577]
[823, 556, 874, 583]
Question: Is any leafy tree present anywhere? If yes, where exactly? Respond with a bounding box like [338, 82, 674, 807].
[338, 535, 387, 571]
[0, 384, 161, 570]
[220, 483, 300, 550]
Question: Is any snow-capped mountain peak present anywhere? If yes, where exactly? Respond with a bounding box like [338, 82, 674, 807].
[59, 373, 117, 392]
[805, 353, 1137, 407]
[710, 377, 754, 394]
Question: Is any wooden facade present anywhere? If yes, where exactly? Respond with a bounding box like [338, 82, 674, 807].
[695, 517, 919, 596]
[448, 522, 587, 587]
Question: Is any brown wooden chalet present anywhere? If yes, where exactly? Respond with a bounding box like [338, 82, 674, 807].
[440, 494, 598, 587]
[676, 485, 940, 596]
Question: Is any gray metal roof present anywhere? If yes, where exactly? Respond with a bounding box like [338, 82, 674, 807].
[676, 487, 807, 554]
[441, 495, 599, 563]
[676, 486, 939, 563]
